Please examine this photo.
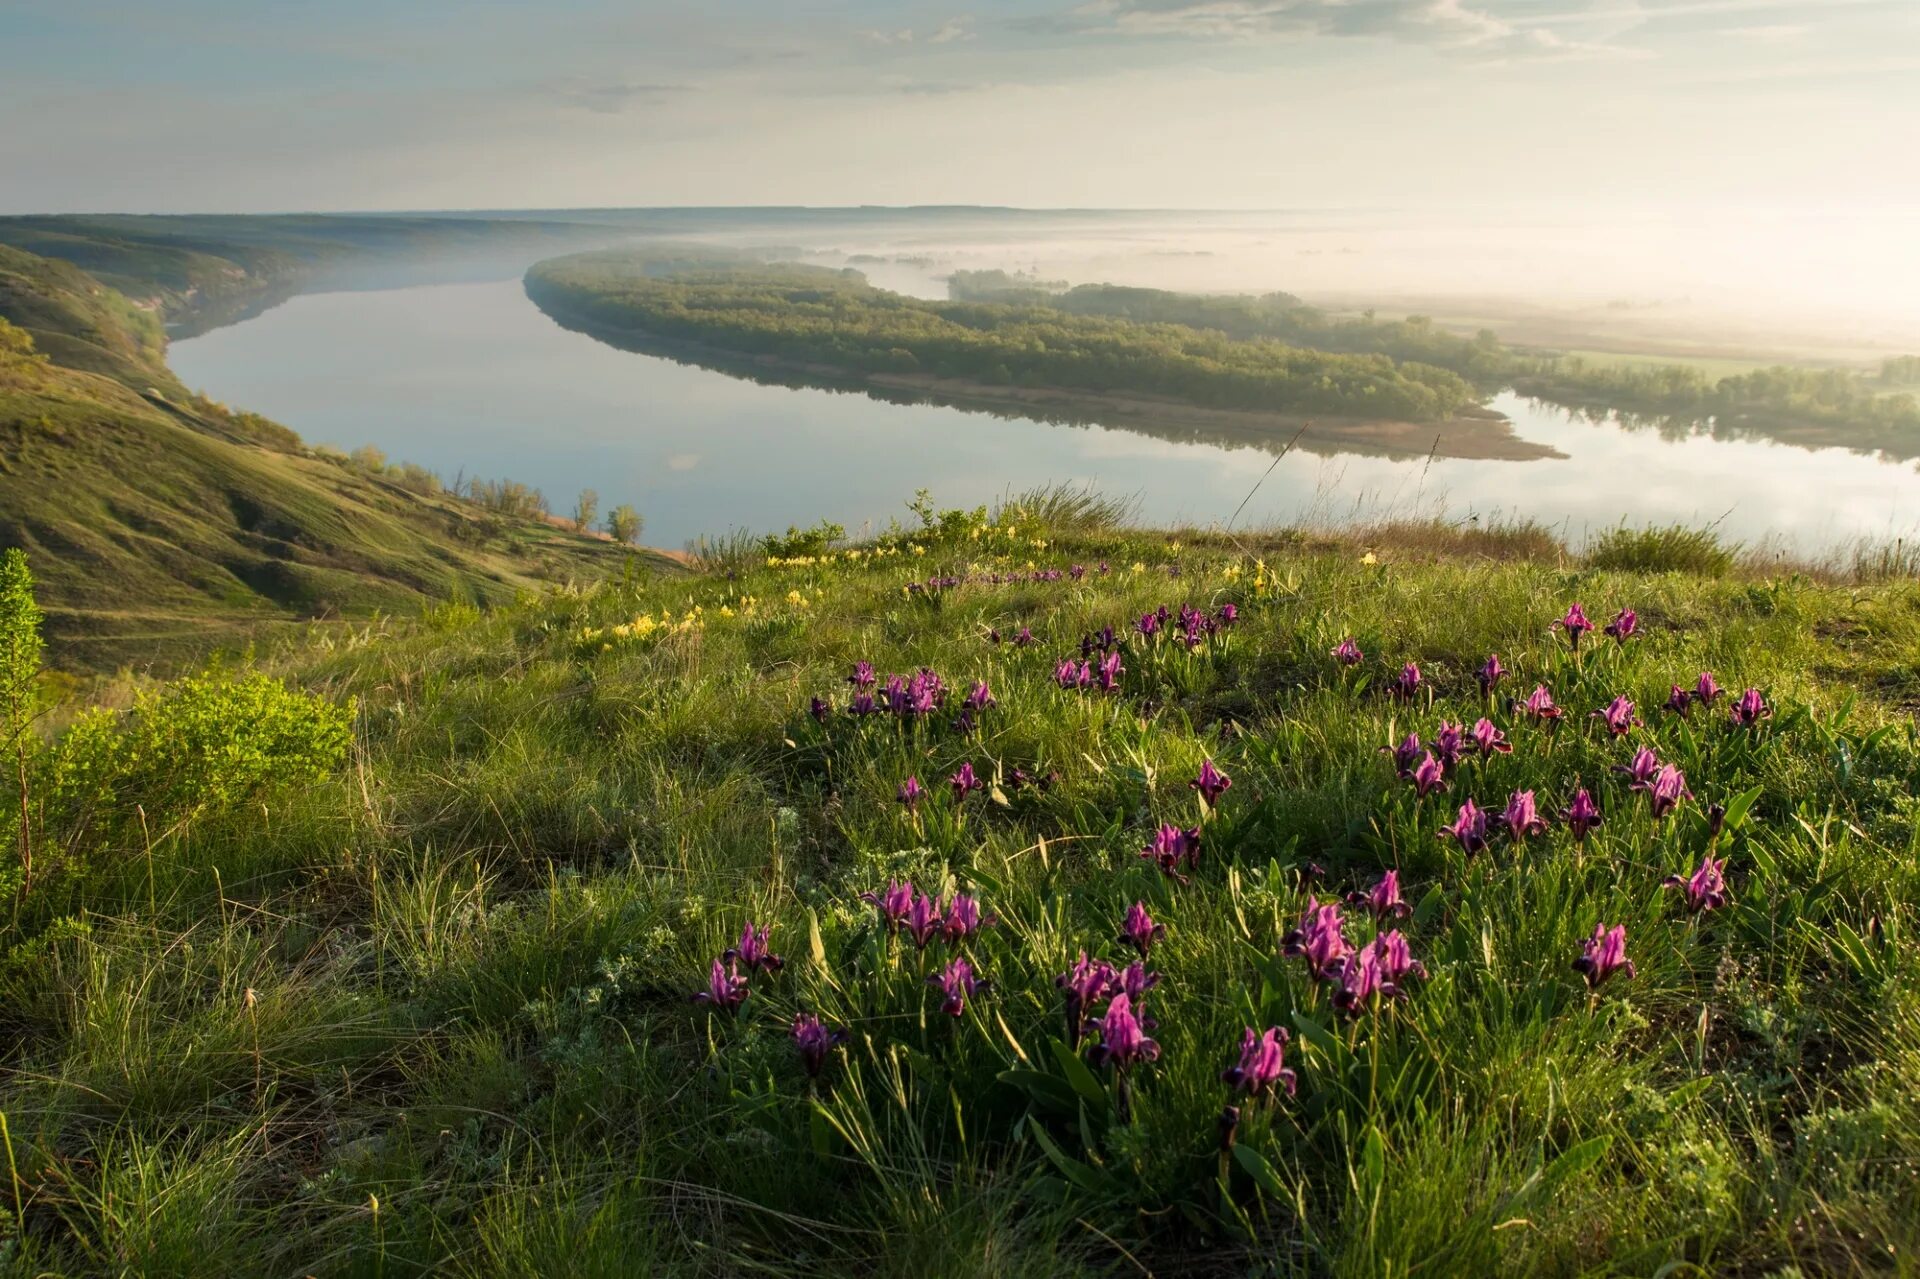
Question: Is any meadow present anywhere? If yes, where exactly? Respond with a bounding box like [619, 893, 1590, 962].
[1, 496, 1917, 1276]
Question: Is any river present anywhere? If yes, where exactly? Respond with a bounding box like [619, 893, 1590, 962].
[171, 276, 1920, 554]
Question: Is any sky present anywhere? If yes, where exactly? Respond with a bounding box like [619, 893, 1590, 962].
[1, 0, 1916, 215]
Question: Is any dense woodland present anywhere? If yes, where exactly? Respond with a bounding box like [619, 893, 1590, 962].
[526, 255, 1484, 422]
[947, 270, 1920, 456]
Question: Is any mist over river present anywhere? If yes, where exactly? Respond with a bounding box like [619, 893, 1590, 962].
[172, 276, 1920, 553]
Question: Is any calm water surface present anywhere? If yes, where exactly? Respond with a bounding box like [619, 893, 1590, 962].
[172, 278, 1920, 552]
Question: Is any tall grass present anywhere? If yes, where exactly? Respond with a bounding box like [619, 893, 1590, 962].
[3, 514, 1919, 1274]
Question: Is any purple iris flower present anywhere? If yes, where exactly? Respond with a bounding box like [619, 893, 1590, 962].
[963, 680, 996, 712]
[1055, 658, 1085, 689]
[1561, 788, 1604, 842]
[847, 661, 877, 688]
[1331, 934, 1422, 1016]
[952, 709, 976, 737]
[897, 775, 925, 811]
[1522, 685, 1565, 722]
[1383, 731, 1425, 778]
[1119, 901, 1166, 957]
[1572, 923, 1636, 988]
[1216, 603, 1239, 628]
[1592, 696, 1639, 738]
[903, 891, 945, 949]
[792, 1012, 848, 1077]
[950, 762, 984, 801]
[1136, 612, 1162, 640]
[1140, 823, 1203, 882]
[1471, 717, 1512, 756]
[1190, 759, 1233, 807]
[1280, 897, 1352, 983]
[1116, 960, 1161, 1003]
[1331, 637, 1364, 666]
[1338, 938, 1394, 1010]
[1056, 952, 1117, 1046]
[941, 892, 997, 943]
[1372, 929, 1427, 987]
[1222, 1027, 1297, 1100]
[1441, 798, 1491, 855]
[1477, 653, 1506, 694]
[1664, 854, 1730, 913]
[1616, 746, 1661, 787]
[1095, 650, 1124, 692]
[1694, 671, 1723, 705]
[1500, 790, 1548, 841]
[861, 879, 914, 931]
[1086, 992, 1160, 1069]
[693, 958, 749, 1013]
[1663, 685, 1693, 716]
[1097, 561, 1112, 575]
[1389, 663, 1423, 700]
[986, 627, 1002, 645]
[1410, 753, 1449, 798]
[1730, 687, 1771, 728]
[1013, 626, 1035, 647]
[1553, 603, 1595, 648]
[929, 957, 984, 1016]
[1429, 721, 1468, 772]
[846, 691, 878, 717]
[1636, 764, 1691, 819]
[808, 696, 832, 724]
[1604, 608, 1638, 643]
[1070, 563, 1086, 580]
[724, 923, 785, 973]
[1346, 868, 1412, 922]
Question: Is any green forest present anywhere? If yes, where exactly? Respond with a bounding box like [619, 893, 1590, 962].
[525, 254, 1484, 422]
[948, 271, 1920, 456]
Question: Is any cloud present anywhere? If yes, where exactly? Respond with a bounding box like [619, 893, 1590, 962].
[1724, 22, 1808, 42]
[864, 17, 975, 46]
[1054, 0, 1634, 56]
[544, 78, 693, 113]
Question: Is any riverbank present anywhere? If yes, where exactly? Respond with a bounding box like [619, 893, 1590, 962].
[528, 287, 1558, 462]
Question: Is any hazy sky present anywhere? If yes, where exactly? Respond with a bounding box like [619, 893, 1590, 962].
[3, 0, 1916, 214]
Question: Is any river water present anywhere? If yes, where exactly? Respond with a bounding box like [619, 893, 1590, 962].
[171, 276, 1920, 553]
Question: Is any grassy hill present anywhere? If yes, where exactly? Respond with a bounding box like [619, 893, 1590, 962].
[0, 244, 656, 672]
[1, 501, 1916, 1274]
[0, 213, 624, 336]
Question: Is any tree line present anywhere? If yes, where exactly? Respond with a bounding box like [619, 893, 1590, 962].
[526, 255, 1483, 422]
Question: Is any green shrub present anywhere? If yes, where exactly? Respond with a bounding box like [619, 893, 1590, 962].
[43, 672, 354, 853]
[1587, 523, 1736, 576]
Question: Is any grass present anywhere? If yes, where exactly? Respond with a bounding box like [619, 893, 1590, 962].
[3, 502, 1919, 1276]
[1, 244, 661, 674]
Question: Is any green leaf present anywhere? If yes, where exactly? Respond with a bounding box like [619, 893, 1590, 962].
[1234, 1143, 1290, 1199]
[1291, 1010, 1339, 1058]
[1720, 785, 1763, 833]
[997, 1069, 1078, 1112]
[1539, 1134, 1611, 1197]
[807, 910, 827, 969]
[1028, 1123, 1113, 1194]
[808, 1103, 839, 1156]
[1049, 1039, 1109, 1111]
[1413, 882, 1446, 928]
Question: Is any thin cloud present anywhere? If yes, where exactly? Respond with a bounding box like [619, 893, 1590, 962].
[1055, 0, 1634, 58]
[544, 78, 693, 113]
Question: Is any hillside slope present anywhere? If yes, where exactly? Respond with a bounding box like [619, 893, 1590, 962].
[3, 508, 1917, 1273]
[0, 246, 654, 670]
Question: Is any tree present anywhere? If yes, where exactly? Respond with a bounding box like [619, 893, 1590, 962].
[1, 550, 43, 891]
[572, 489, 600, 535]
[605, 505, 644, 546]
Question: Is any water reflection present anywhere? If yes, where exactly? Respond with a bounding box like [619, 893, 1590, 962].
[170, 278, 1920, 552]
